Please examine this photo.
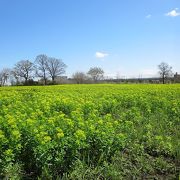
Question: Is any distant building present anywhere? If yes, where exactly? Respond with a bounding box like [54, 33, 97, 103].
[55, 76, 68, 80]
[174, 72, 180, 83]
[55, 76, 68, 84]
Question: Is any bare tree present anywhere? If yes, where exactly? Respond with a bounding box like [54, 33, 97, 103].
[72, 71, 87, 84]
[11, 69, 22, 85]
[13, 60, 34, 84]
[46, 57, 67, 82]
[87, 67, 104, 82]
[158, 62, 173, 84]
[35, 54, 48, 85]
[0, 68, 11, 86]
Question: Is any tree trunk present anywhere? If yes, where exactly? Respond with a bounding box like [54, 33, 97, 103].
[43, 72, 47, 85]
[163, 74, 165, 84]
[44, 78, 47, 85]
[25, 77, 28, 85]
[52, 76, 55, 83]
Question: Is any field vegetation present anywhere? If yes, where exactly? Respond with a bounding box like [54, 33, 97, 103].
[0, 84, 179, 179]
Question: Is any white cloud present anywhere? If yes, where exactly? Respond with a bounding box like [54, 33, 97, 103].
[146, 14, 152, 19]
[95, 52, 109, 59]
[166, 8, 180, 17]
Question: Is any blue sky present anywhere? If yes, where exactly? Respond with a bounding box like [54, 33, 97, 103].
[0, 0, 179, 78]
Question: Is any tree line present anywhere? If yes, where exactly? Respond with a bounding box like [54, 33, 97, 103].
[0, 54, 105, 86]
[0, 54, 175, 86]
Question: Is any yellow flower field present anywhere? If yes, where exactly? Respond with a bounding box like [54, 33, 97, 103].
[0, 84, 179, 179]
